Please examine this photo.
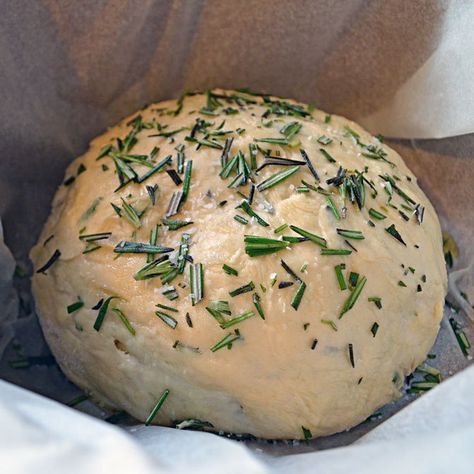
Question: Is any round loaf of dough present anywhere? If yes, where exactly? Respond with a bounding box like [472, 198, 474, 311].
[31, 89, 446, 439]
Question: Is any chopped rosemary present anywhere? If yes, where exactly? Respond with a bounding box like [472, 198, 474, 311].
[368, 296, 382, 309]
[229, 281, 255, 297]
[166, 191, 184, 217]
[182, 160, 193, 202]
[317, 135, 333, 145]
[281, 259, 302, 282]
[255, 137, 293, 146]
[175, 419, 214, 430]
[36, 249, 61, 274]
[334, 264, 347, 290]
[274, 223, 288, 234]
[166, 169, 183, 185]
[210, 331, 241, 352]
[161, 219, 193, 230]
[145, 389, 170, 426]
[156, 303, 178, 312]
[111, 308, 136, 335]
[96, 143, 113, 160]
[186, 136, 224, 149]
[162, 286, 178, 301]
[449, 318, 471, 357]
[220, 154, 239, 178]
[93, 296, 119, 331]
[398, 280, 407, 287]
[369, 208, 387, 220]
[79, 197, 103, 222]
[244, 235, 289, 257]
[321, 319, 338, 331]
[134, 256, 174, 280]
[190, 263, 204, 305]
[321, 248, 352, 256]
[348, 343, 355, 368]
[79, 232, 112, 242]
[370, 322, 379, 337]
[256, 165, 300, 192]
[311, 339, 318, 350]
[339, 276, 367, 318]
[185, 313, 193, 327]
[67, 299, 84, 314]
[237, 200, 269, 227]
[114, 241, 172, 254]
[299, 149, 320, 181]
[253, 293, 265, 319]
[155, 310, 178, 329]
[326, 196, 341, 220]
[280, 121, 302, 140]
[223, 264, 238, 276]
[289, 225, 327, 247]
[290, 281, 307, 310]
[148, 224, 160, 262]
[319, 148, 336, 163]
[336, 229, 365, 240]
[220, 310, 255, 329]
[172, 340, 200, 353]
[120, 198, 142, 228]
[249, 143, 258, 169]
[137, 155, 172, 183]
[302, 426, 312, 443]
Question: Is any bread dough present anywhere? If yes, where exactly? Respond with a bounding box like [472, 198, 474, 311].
[30, 89, 447, 439]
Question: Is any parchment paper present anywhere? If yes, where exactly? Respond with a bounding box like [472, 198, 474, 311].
[0, 1, 473, 472]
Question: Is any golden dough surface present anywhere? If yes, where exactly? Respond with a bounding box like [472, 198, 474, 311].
[31, 90, 446, 439]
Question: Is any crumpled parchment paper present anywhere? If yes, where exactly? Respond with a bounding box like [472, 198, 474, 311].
[0, 0, 473, 472]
